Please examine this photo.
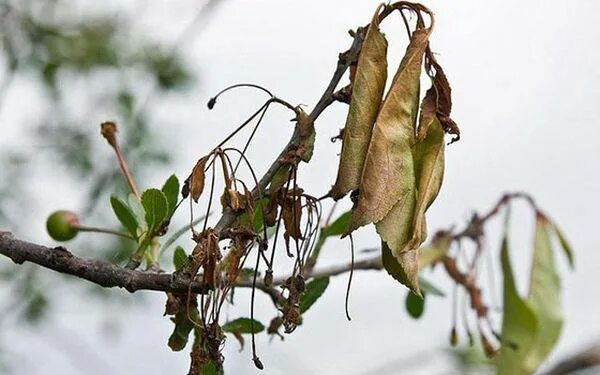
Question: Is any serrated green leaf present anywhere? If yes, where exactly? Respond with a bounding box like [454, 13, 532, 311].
[141, 188, 168, 233]
[173, 246, 187, 271]
[522, 217, 563, 373]
[497, 226, 538, 375]
[110, 196, 139, 239]
[405, 291, 425, 319]
[162, 174, 179, 215]
[221, 318, 264, 334]
[299, 277, 329, 313]
[168, 311, 195, 351]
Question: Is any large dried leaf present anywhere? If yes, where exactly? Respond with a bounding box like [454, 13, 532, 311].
[498, 227, 538, 375]
[523, 216, 563, 373]
[331, 10, 388, 199]
[402, 118, 445, 253]
[349, 26, 431, 232]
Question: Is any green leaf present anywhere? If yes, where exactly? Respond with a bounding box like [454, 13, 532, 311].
[522, 217, 563, 373]
[161, 174, 180, 215]
[497, 227, 538, 375]
[405, 291, 425, 319]
[168, 311, 195, 351]
[221, 318, 265, 334]
[299, 277, 330, 313]
[418, 276, 445, 297]
[173, 246, 187, 271]
[550, 220, 574, 268]
[321, 211, 352, 239]
[128, 193, 147, 232]
[110, 196, 139, 239]
[141, 188, 168, 233]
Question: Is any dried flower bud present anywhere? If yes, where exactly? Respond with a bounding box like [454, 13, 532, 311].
[100, 121, 118, 147]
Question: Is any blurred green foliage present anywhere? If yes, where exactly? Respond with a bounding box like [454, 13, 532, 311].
[0, 0, 195, 330]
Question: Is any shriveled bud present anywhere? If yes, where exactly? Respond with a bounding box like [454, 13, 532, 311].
[100, 121, 118, 147]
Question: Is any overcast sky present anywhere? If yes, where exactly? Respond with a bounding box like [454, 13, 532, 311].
[2, 0, 600, 374]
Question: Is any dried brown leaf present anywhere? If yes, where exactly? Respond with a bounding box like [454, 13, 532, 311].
[282, 194, 302, 241]
[417, 50, 460, 143]
[331, 8, 388, 199]
[188, 155, 210, 203]
[349, 26, 432, 231]
[402, 117, 445, 253]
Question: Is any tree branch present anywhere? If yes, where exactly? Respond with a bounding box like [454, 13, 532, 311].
[0, 232, 208, 294]
[0, 231, 380, 296]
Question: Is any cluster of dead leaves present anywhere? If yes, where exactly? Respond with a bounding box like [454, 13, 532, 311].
[331, 3, 460, 294]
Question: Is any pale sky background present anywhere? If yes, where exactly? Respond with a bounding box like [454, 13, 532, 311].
[1, 0, 600, 374]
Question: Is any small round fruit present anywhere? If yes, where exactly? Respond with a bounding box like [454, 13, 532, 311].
[46, 210, 80, 241]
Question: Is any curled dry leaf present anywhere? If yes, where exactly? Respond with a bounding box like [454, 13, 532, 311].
[402, 117, 445, 254]
[282, 192, 302, 242]
[417, 50, 460, 143]
[331, 6, 388, 200]
[186, 155, 210, 203]
[349, 25, 431, 232]
[295, 107, 316, 163]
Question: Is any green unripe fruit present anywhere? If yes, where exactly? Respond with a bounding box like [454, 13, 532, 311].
[46, 210, 80, 241]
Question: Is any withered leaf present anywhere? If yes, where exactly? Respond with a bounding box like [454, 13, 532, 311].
[349, 26, 432, 232]
[282, 194, 302, 241]
[331, 8, 388, 200]
[417, 50, 460, 143]
[188, 155, 210, 203]
[402, 117, 445, 253]
[381, 242, 421, 296]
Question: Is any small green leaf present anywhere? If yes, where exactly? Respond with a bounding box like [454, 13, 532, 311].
[221, 318, 265, 334]
[321, 211, 351, 238]
[522, 217, 563, 372]
[497, 225, 538, 375]
[173, 246, 187, 271]
[110, 196, 139, 239]
[299, 277, 330, 313]
[418, 276, 445, 297]
[162, 174, 180, 215]
[168, 311, 195, 351]
[405, 291, 425, 319]
[550, 221, 574, 268]
[128, 194, 147, 232]
[141, 188, 168, 233]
